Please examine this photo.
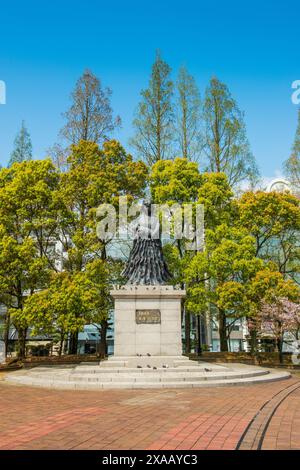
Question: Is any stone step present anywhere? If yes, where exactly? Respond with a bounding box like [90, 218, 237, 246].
[14, 368, 270, 382]
[99, 356, 212, 369]
[100, 361, 129, 368]
[6, 369, 290, 389]
[69, 371, 270, 383]
[79, 361, 100, 366]
[73, 366, 227, 374]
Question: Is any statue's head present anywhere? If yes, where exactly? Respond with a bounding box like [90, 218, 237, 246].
[142, 197, 152, 215]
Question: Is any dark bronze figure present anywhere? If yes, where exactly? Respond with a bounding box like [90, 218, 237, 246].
[122, 202, 171, 285]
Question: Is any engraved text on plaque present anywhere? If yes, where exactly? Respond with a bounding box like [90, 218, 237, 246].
[136, 309, 161, 324]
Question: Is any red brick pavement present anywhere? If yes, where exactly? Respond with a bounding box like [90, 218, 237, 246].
[0, 374, 299, 450]
[261, 384, 300, 450]
[238, 380, 300, 450]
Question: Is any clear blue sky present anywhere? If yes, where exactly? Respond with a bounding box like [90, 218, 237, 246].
[0, 0, 299, 181]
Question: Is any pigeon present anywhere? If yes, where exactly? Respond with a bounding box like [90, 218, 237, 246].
[137, 365, 142, 368]
[162, 364, 169, 369]
[147, 364, 151, 368]
[153, 366, 157, 370]
[204, 367, 212, 372]
[147, 353, 151, 356]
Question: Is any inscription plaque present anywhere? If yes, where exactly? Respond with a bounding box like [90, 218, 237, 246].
[136, 309, 161, 324]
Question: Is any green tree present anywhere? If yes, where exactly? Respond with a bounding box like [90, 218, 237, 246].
[203, 77, 259, 187]
[84, 259, 113, 356]
[284, 108, 300, 191]
[174, 67, 201, 161]
[0, 160, 60, 357]
[150, 157, 202, 352]
[239, 191, 300, 282]
[184, 225, 263, 351]
[23, 259, 112, 357]
[215, 268, 300, 357]
[150, 164, 239, 352]
[0, 237, 50, 358]
[59, 139, 148, 267]
[131, 52, 174, 165]
[58, 139, 147, 353]
[8, 121, 32, 167]
[197, 172, 237, 230]
[150, 157, 201, 205]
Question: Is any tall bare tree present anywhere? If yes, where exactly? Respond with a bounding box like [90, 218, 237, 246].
[47, 143, 70, 173]
[203, 77, 259, 187]
[284, 108, 300, 192]
[60, 69, 121, 145]
[175, 67, 201, 161]
[131, 52, 174, 165]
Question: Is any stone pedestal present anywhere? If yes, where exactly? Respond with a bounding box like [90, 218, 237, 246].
[110, 285, 185, 357]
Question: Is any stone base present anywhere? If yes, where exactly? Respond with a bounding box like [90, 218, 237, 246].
[7, 283, 291, 390]
[101, 355, 203, 368]
[5, 361, 291, 389]
[111, 285, 185, 357]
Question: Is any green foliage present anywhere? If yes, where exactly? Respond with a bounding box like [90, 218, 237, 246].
[0, 141, 147, 355]
[247, 269, 300, 307]
[0, 236, 49, 309]
[131, 51, 174, 165]
[0, 159, 60, 248]
[197, 172, 237, 229]
[22, 259, 111, 339]
[175, 67, 201, 161]
[8, 121, 32, 167]
[0, 125, 299, 358]
[239, 190, 300, 280]
[162, 243, 185, 286]
[0, 159, 60, 356]
[150, 157, 205, 250]
[284, 109, 300, 191]
[203, 77, 259, 187]
[58, 139, 148, 272]
[150, 157, 201, 204]
[184, 225, 263, 315]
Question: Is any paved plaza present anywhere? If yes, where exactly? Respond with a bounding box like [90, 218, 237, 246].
[0, 372, 300, 450]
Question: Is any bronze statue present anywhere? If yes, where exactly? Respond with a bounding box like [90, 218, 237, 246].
[122, 202, 171, 285]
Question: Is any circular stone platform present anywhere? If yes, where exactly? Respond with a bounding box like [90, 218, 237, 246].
[5, 356, 290, 390]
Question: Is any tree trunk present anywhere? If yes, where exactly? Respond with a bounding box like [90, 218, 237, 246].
[17, 328, 27, 359]
[68, 332, 78, 355]
[184, 309, 191, 354]
[4, 311, 10, 358]
[196, 314, 202, 355]
[58, 332, 65, 356]
[277, 337, 284, 364]
[101, 244, 107, 260]
[249, 329, 257, 356]
[16, 284, 26, 359]
[218, 309, 228, 352]
[99, 320, 107, 357]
